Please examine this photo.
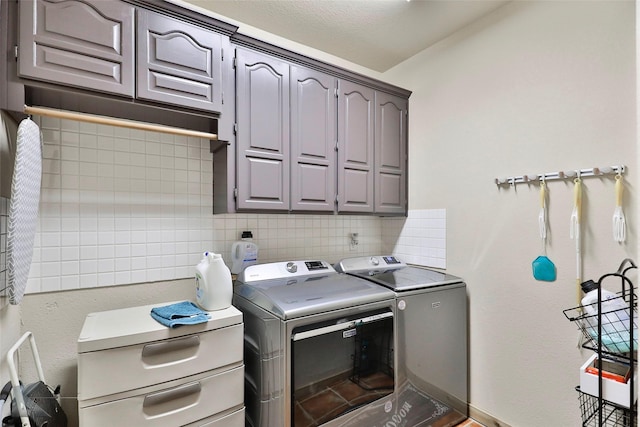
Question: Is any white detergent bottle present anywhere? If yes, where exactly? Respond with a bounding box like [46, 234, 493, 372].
[581, 279, 636, 353]
[231, 231, 259, 274]
[195, 252, 233, 311]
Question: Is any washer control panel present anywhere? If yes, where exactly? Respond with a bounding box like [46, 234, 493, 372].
[238, 260, 334, 282]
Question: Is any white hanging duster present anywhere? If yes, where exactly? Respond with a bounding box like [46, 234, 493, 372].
[612, 172, 626, 243]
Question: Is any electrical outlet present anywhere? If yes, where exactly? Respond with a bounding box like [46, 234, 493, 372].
[349, 232, 358, 251]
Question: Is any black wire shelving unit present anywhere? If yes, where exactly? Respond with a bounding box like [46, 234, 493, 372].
[564, 259, 637, 427]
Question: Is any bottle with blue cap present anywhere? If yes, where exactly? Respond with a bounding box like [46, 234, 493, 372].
[581, 279, 637, 353]
[195, 252, 232, 311]
[231, 231, 259, 274]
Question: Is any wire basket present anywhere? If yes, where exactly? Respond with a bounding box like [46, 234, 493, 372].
[563, 259, 638, 361]
[563, 291, 637, 359]
[350, 318, 394, 389]
[576, 386, 637, 427]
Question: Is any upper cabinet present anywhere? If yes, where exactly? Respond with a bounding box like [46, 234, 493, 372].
[228, 42, 409, 216]
[137, 9, 224, 113]
[337, 80, 375, 213]
[235, 47, 290, 211]
[290, 66, 337, 212]
[375, 92, 408, 215]
[17, 0, 233, 115]
[12, 1, 409, 216]
[235, 52, 340, 213]
[18, 0, 135, 96]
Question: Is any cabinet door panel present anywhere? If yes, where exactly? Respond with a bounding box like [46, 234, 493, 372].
[247, 157, 285, 202]
[375, 92, 407, 215]
[297, 164, 332, 203]
[137, 9, 223, 112]
[343, 169, 371, 204]
[291, 66, 337, 211]
[338, 80, 374, 213]
[19, 0, 134, 96]
[378, 173, 402, 206]
[236, 48, 290, 211]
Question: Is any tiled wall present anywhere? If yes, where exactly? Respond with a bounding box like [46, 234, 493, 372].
[23, 117, 388, 294]
[382, 209, 447, 269]
[0, 116, 448, 295]
[213, 213, 384, 265]
[29, 116, 216, 293]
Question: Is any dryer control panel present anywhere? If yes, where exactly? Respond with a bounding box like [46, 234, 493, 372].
[335, 255, 407, 273]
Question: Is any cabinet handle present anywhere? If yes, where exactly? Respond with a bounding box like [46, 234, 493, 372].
[143, 381, 201, 409]
[142, 335, 200, 358]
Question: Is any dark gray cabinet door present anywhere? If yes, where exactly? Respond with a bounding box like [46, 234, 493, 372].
[19, 0, 134, 96]
[137, 9, 224, 113]
[375, 92, 407, 215]
[290, 66, 337, 212]
[337, 80, 375, 213]
[235, 48, 290, 211]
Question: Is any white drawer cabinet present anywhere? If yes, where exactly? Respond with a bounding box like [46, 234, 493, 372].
[77, 303, 244, 427]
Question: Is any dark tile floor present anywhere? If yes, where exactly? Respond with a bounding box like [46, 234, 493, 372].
[455, 420, 485, 427]
[293, 372, 394, 427]
[293, 372, 486, 427]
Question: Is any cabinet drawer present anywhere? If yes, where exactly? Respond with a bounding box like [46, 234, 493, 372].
[79, 366, 243, 427]
[184, 407, 244, 427]
[78, 323, 243, 399]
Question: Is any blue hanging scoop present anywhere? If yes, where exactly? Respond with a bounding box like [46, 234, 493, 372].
[532, 182, 556, 282]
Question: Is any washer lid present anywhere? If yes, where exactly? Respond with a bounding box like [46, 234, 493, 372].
[234, 261, 394, 320]
[336, 255, 463, 292]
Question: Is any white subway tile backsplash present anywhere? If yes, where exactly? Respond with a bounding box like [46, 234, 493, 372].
[381, 208, 447, 269]
[80, 246, 98, 260]
[114, 271, 131, 285]
[61, 275, 79, 290]
[60, 247, 79, 261]
[80, 260, 97, 274]
[79, 273, 97, 288]
[98, 259, 114, 273]
[1, 117, 452, 296]
[60, 261, 79, 276]
[41, 277, 61, 292]
[98, 272, 114, 286]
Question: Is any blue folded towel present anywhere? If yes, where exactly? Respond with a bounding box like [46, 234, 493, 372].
[150, 301, 210, 328]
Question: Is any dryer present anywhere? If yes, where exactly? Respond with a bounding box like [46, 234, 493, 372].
[336, 255, 469, 426]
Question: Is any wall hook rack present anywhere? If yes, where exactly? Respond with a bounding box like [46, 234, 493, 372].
[495, 165, 625, 187]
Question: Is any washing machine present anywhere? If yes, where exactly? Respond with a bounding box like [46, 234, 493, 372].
[336, 255, 469, 426]
[234, 260, 404, 427]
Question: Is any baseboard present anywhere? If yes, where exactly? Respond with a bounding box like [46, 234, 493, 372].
[469, 404, 512, 427]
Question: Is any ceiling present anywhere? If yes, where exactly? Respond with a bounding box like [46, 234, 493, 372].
[183, 0, 510, 72]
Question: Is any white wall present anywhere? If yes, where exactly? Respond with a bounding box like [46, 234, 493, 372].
[384, 1, 637, 425]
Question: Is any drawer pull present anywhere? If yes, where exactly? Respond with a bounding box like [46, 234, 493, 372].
[142, 335, 200, 358]
[143, 381, 201, 409]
